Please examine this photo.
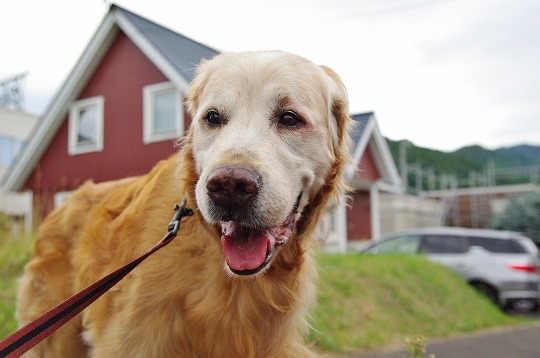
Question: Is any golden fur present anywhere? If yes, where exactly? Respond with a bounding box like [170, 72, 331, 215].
[16, 51, 352, 357]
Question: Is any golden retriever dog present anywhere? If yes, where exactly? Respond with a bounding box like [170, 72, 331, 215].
[16, 51, 352, 357]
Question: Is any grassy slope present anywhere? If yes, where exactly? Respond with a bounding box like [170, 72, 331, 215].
[0, 230, 34, 339]
[0, 230, 527, 352]
[310, 253, 527, 354]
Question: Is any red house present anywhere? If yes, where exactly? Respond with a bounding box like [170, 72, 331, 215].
[1, 6, 401, 249]
[1, 5, 218, 216]
[325, 112, 402, 252]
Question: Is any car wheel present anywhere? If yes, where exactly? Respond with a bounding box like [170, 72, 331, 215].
[509, 299, 538, 313]
[470, 281, 498, 305]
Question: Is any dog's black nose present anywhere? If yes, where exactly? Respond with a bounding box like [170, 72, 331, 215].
[206, 166, 260, 209]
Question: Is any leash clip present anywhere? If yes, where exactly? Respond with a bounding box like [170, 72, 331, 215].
[168, 198, 194, 235]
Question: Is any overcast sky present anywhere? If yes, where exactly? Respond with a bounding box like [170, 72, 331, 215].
[1, 0, 539, 151]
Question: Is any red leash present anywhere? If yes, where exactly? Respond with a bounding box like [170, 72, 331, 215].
[0, 201, 193, 358]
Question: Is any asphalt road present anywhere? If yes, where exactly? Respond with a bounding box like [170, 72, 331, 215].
[355, 320, 540, 358]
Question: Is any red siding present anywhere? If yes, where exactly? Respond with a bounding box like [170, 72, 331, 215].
[25, 31, 188, 215]
[356, 147, 380, 181]
[346, 191, 371, 240]
[344, 147, 379, 241]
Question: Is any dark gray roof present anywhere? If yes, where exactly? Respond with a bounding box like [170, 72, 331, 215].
[350, 112, 373, 154]
[114, 5, 220, 82]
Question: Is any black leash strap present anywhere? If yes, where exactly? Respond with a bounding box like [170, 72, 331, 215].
[0, 200, 193, 358]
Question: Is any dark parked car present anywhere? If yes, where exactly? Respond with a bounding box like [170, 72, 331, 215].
[359, 227, 540, 312]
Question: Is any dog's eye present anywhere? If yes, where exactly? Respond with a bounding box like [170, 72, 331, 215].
[279, 111, 302, 127]
[205, 110, 222, 126]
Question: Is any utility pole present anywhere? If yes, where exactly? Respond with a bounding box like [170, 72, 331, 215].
[0, 72, 28, 110]
[399, 141, 409, 192]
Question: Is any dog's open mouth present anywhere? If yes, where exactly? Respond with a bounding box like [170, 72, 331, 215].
[220, 195, 301, 275]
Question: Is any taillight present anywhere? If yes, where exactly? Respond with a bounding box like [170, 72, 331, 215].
[507, 264, 538, 273]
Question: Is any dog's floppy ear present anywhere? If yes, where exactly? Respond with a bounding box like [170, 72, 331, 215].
[320, 65, 353, 201]
[320, 65, 352, 157]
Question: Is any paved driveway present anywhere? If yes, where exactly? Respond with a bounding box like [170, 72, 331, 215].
[356, 322, 540, 358]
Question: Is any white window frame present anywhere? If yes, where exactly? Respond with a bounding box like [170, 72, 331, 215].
[143, 82, 183, 144]
[54, 191, 72, 208]
[68, 96, 104, 155]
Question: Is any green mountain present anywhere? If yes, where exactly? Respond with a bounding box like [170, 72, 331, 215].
[453, 144, 540, 168]
[385, 139, 540, 189]
[494, 145, 540, 166]
[454, 145, 514, 167]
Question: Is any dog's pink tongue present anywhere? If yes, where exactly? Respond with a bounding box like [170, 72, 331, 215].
[221, 222, 274, 271]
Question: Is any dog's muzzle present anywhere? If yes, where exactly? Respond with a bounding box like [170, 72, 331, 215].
[205, 166, 300, 275]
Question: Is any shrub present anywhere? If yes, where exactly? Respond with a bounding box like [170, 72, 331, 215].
[490, 192, 540, 247]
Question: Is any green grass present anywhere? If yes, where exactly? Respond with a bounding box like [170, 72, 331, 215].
[0, 218, 34, 339]
[0, 221, 528, 353]
[310, 252, 528, 354]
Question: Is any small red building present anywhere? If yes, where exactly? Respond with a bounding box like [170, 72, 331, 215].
[1, 5, 218, 216]
[325, 112, 402, 252]
[1, 6, 401, 249]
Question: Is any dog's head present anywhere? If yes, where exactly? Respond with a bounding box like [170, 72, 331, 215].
[183, 51, 351, 276]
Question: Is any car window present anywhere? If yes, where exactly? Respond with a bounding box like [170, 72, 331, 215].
[419, 235, 468, 254]
[468, 236, 527, 253]
[367, 235, 420, 254]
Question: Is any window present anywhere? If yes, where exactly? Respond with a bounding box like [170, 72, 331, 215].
[368, 235, 421, 255]
[54, 191, 72, 208]
[420, 235, 469, 254]
[0, 135, 23, 166]
[468, 236, 527, 254]
[69, 96, 104, 155]
[143, 82, 182, 144]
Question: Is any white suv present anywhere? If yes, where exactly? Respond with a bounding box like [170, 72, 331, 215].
[360, 227, 540, 312]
